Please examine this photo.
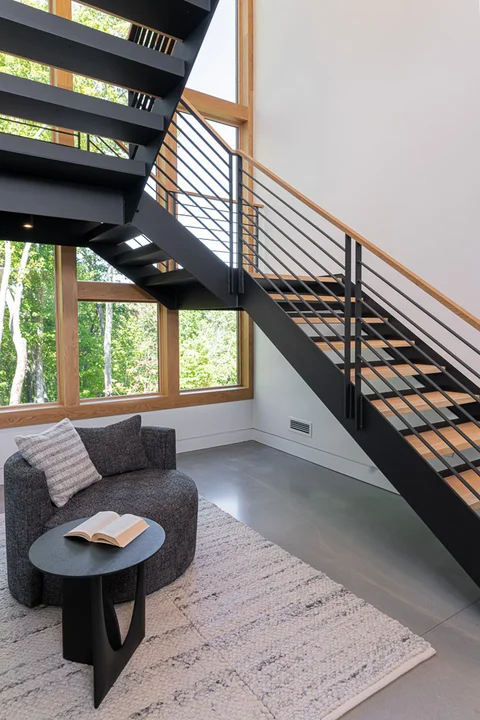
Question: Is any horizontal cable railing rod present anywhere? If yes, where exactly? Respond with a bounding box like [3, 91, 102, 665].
[179, 98, 235, 157]
[238, 205, 349, 312]
[359, 372, 480, 504]
[358, 358, 480, 486]
[158, 143, 230, 209]
[158, 181, 232, 255]
[238, 241, 346, 360]
[177, 103, 231, 168]
[355, 294, 480, 413]
[351, 298, 480, 423]
[237, 225, 349, 349]
[175, 191, 262, 208]
[240, 193, 345, 278]
[360, 267, 480, 368]
[170, 122, 231, 185]
[165, 139, 229, 201]
[240, 173, 344, 252]
[154, 156, 231, 241]
[237, 152, 480, 334]
[353, 330, 480, 452]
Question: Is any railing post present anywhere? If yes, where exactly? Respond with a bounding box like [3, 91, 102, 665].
[237, 154, 245, 294]
[229, 153, 235, 294]
[254, 206, 260, 271]
[344, 235, 353, 418]
[354, 241, 364, 430]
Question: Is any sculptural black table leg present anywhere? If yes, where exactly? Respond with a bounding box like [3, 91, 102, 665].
[61, 564, 146, 708]
[62, 578, 94, 664]
[92, 563, 146, 708]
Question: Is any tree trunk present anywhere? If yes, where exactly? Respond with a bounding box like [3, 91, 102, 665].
[33, 261, 47, 403]
[34, 335, 47, 403]
[0, 241, 12, 350]
[103, 266, 114, 397]
[7, 243, 31, 406]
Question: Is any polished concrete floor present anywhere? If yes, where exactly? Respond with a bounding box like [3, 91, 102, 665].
[1, 441, 479, 718]
[177, 441, 480, 720]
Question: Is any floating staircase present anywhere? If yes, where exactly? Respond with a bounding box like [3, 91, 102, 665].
[1, 0, 480, 589]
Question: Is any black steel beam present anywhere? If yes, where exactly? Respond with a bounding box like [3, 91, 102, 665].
[133, 193, 236, 307]
[85, 0, 210, 40]
[0, 0, 185, 96]
[0, 176, 125, 224]
[0, 133, 146, 190]
[0, 74, 165, 145]
[0, 213, 99, 245]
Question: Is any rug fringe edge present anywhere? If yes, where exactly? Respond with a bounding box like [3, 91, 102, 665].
[322, 646, 436, 720]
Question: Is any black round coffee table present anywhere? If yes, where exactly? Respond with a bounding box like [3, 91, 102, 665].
[29, 518, 165, 708]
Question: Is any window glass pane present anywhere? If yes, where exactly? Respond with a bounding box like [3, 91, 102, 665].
[180, 310, 238, 390]
[187, 0, 237, 102]
[71, 4, 129, 105]
[77, 247, 132, 283]
[0, 242, 57, 406]
[79, 302, 159, 398]
[1, 1, 50, 139]
[72, 3, 130, 38]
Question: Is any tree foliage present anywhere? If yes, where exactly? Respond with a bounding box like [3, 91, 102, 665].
[0, 242, 57, 405]
[180, 310, 238, 390]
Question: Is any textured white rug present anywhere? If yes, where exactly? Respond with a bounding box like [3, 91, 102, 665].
[0, 499, 434, 720]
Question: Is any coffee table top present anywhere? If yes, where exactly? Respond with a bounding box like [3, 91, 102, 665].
[29, 518, 166, 579]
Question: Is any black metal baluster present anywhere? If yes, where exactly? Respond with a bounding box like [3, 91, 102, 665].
[228, 153, 235, 293]
[237, 155, 244, 294]
[344, 235, 353, 418]
[354, 241, 363, 430]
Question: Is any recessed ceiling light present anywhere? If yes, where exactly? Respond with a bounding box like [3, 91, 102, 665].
[23, 215, 34, 229]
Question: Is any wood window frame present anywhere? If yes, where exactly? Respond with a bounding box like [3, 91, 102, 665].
[0, 0, 254, 429]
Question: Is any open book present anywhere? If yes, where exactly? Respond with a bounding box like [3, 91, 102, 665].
[65, 511, 149, 548]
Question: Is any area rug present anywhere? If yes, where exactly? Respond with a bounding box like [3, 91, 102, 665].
[0, 499, 434, 720]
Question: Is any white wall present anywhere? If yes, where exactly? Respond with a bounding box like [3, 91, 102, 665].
[0, 401, 253, 484]
[252, 0, 480, 487]
[254, 0, 480, 317]
[253, 329, 393, 491]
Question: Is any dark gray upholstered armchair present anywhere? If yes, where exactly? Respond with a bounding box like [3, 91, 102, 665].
[4, 426, 198, 608]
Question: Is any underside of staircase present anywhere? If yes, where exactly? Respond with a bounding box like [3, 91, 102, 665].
[1, 0, 480, 591]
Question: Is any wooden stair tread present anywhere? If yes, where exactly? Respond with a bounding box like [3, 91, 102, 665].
[407, 422, 480, 459]
[372, 391, 476, 417]
[348, 363, 442, 381]
[253, 272, 338, 283]
[444, 470, 480, 509]
[270, 293, 355, 303]
[294, 316, 386, 325]
[317, 339, 411, 351]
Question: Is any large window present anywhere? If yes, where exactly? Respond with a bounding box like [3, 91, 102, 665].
[180, 310, 239, 390]
[78, 302, 159, 398]
[187, 0, 238, 102]
[0, 0, 253, 426]
[0, 242, 57, 406]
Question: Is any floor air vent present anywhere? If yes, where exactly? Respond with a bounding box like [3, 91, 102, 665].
[289, 417, 313, 437]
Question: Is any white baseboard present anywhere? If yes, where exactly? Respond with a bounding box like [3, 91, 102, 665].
[252, 429, 397, 493]
[176, 429, 253, 454]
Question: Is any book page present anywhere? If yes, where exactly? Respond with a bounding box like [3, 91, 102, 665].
[65, 511, 120, 540]
[93, 514, 145, 542]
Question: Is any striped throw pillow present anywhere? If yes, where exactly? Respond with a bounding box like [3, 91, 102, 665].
[16, 418, 101, 508]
